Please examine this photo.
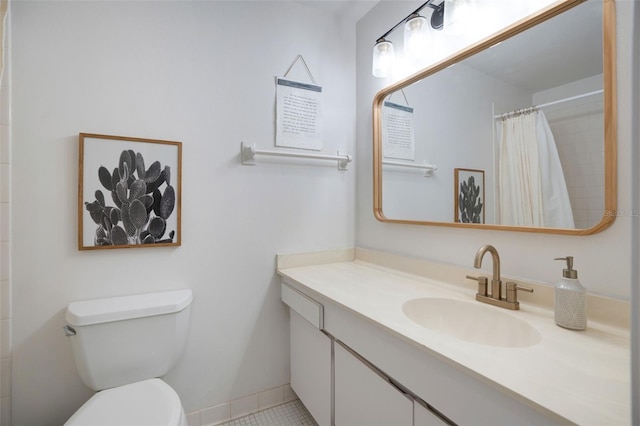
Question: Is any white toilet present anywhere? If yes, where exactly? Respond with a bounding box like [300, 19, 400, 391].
[63, 289, 193, 426]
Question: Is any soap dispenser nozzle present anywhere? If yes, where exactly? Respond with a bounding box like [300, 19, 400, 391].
[554, 256, 577, 279]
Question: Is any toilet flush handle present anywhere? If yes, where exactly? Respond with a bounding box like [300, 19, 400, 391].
[63, 325, 76, 337]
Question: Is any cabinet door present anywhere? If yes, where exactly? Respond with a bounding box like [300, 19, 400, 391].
[334, 342, 413, 426]
[290, 311, 332, 426]
[414, 400, 450, 426]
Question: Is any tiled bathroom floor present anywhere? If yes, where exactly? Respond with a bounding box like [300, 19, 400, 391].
[218, 399, 317, 426]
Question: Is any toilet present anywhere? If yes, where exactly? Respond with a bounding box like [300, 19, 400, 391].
[63, 289, 193, 426]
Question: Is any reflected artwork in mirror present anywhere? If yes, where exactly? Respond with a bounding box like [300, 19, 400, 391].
[373, 0, 616, 235]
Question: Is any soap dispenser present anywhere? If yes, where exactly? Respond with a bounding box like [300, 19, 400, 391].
[553, 256, 586, 330]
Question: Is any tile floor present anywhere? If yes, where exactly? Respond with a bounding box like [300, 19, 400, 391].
[218, 399, 317, 426]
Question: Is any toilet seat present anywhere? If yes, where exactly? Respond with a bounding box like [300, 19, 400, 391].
[65, 378, 187, 426]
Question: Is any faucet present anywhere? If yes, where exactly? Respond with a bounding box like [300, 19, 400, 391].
[474, 244, 502, 300]
[466, 245, 533, 310]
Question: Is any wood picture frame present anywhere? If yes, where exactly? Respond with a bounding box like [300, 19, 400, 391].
[454, 168, 485, 224]
[78, 133, 182, 250]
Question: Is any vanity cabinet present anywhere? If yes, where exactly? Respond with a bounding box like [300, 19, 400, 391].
[284, 280, 450, 426]
[284, 283, 332, 426]
[334, 342, 413, 426]
[279, 249, 630, 425]
[282, 279, 559, 426]
[323, 294, 562, 425]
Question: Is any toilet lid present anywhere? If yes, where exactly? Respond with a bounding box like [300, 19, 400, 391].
[65, 379, 185, 426]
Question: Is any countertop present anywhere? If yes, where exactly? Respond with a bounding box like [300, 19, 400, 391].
[277, 248, 630, 426]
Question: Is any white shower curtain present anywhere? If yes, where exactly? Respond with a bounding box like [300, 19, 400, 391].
[498, 109, 575, 228]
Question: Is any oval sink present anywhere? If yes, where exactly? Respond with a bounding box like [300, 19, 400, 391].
[402, 297, 542, 348]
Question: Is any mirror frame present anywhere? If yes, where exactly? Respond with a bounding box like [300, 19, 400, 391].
[373, 0, 617, 235]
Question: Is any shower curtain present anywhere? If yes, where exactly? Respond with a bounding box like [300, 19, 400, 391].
[498, 109, 575, 228]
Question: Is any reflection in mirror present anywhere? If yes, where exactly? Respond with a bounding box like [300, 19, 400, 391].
[373, 0, 616, 235]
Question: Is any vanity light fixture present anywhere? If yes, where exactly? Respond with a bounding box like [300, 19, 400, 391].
[372, 39, 396, 78]
[372, 1, 444, 78]
[404, 13, 431, 64]
[444, 0, 478, 36]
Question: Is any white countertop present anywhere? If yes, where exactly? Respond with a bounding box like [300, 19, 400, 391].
[277, 249, 630, 426]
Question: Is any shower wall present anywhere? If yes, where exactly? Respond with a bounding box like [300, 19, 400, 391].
[534, 75, 605, 229]
[545, 98, 604, 229]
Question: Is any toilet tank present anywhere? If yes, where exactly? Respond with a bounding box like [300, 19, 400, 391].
[65, 289, 193, 391]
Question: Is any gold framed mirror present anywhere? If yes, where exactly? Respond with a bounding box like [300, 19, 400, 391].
[373, 0, 616, 235]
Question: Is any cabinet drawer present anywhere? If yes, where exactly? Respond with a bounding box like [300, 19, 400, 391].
[281, 281, 324, 329]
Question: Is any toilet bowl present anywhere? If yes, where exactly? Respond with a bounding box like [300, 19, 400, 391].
[63, 290, 193, 426]
[64, 379, 187, 426]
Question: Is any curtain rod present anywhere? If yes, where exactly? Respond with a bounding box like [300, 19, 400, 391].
[494, 89, 604, 119]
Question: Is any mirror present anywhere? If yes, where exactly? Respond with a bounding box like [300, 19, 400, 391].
[373, 0, 616, 235]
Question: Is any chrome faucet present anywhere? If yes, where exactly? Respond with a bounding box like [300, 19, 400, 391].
[466, 245, 533, 310]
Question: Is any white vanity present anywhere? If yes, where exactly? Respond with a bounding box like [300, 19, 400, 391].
[278, 248, 630, 426]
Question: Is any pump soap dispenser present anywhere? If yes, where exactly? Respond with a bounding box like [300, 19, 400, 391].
[553, 256, 586, 330]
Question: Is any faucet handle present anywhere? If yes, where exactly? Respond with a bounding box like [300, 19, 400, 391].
[505, 282, 534, 303]
[466, 275, 488, 296]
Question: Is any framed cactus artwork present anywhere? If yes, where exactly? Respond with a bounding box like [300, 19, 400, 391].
[78, 133, 182, 250]
[454, 168, 485, 224]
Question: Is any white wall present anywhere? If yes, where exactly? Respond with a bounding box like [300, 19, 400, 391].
[357, 0, 635, 300]
[11, 1, 355, 424]
[631, 2, 640, 422]
[0, 1, 10, 424]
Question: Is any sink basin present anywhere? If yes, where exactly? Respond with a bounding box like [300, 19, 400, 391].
[402, 297, 542, 348]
